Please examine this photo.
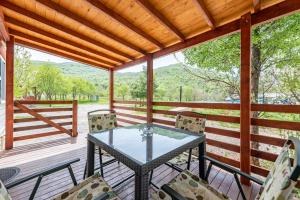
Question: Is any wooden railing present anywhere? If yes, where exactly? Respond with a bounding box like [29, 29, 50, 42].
[113, 100, 300, 179]
[12, 100, 77, 141]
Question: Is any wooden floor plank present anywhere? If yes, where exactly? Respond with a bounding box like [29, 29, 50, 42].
[1, 141, 262, 200]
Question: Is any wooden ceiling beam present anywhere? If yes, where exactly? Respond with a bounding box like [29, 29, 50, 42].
[0, 7, 9, 41]
[0, 0, 134, 60]
[135, 0, 185, 41]
[115, 0, 300, 70]
[5, 16, 123, 65]
[9, 29, 114, 68]
[253, 0, 261, 13]
[15, 38, 110, 70]
[86, 0, 164, 49]
[192, 0, 215, 29]
[36, 0, 145, 55]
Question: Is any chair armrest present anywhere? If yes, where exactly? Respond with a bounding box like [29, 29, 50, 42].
[161, 184, 187, 200]
[94, 193, 109, 200]
[288, 137, 300, 181]
[204, 155, 263, 185]
[6, 158, 80, 189]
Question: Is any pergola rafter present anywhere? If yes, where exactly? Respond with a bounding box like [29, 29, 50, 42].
[86, 0, 164, 49]
[35, 0, 146, 55]
[0, 0, 134, 61]
[135, 0, 185, 41]
[192, 0, 216, 29]
[5, 16, 123, 65]
[0, 7, 9, 41]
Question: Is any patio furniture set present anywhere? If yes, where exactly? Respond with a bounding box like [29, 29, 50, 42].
[0, 110, 300, 200]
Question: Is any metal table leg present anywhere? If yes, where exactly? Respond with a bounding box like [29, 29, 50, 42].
[87, 140, 95, 177]
[199, 140, 207, 180]
[135, 168, 149, 200]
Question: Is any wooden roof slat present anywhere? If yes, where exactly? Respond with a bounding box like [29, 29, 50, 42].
[35, 0, 146, 55]
[0, 7, 9, 41]
[86, 0, 164, 49]
[9, 29, 114, 68]
[135, 0, 185, 41]
[116, 0, 300, 70]
[5, 16, 123, 64]
[15, 38, 109, 70]
[253, 0, 261, 13]
[0, 0, 134, 60]
[192, 0, 215, 29]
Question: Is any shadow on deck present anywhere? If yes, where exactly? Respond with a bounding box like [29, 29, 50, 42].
[0, 144, 260, 200]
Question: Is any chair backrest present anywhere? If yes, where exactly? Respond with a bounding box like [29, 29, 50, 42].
[0, 179, 12, 200]
[256, 137, 300, 200]
[87, 109, 117, 133]
[175, 111, 206, 134]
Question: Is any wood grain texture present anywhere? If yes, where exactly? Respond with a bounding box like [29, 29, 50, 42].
[0, 7, 9, 41]
[240, 12, 251, 185]
[5, 35, 14, 150]
[192, 0, 215, 29]
[146, 54, 153, 123]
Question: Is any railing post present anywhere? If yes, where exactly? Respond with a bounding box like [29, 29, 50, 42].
[72, 100, 78, 137]
[109, 69, 114, 110]
[240, 13, 251, 185]
[5, 35, 14, 150]
[146, 54, 153, 123]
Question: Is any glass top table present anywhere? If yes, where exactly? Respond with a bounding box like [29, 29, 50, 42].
[86, 123, 206, 200]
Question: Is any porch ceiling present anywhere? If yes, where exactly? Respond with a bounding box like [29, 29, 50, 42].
[0, 0, 298, 70]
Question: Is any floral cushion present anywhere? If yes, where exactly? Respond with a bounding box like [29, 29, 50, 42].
[168, 152, 198, 165]
[255, 145, 296, 200]
[0, 179, 12, 200]
[151, 190, 172, 200]
[88, 113, 117, 133]
[53, 172, 120, 200]
[153, 170, 230, 200]
[175, 114, 206, 134]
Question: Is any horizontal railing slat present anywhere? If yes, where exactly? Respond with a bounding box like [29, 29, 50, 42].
[250, 134, 286, 147]
[116, 112, 147, 121]
[117, 118, 140, 125]
[114, 106, 147, 112]
[14, 107, 73, 113]
[153, 101, 240, 110]
[251, 118, 300, 131]
[252, 104, 300, 113]
[13, 129, 72, 141]
[113, 100, 146, 105]
[14, 115, 73, 123]
[15, 100, 73, 104]
[14, 122, 72, 132]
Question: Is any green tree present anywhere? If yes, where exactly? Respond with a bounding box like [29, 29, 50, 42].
[14, 46, 33, 98]
[183, 86, 193, 101]
[35, 64, 63, 100]
[183, 13, 300, 166]
[130, 67, 147, 101]
[117, 84, 129, 100]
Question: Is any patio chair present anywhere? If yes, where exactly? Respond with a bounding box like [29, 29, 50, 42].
[83, 109, 118, 179]
[152, 137, 300, 200]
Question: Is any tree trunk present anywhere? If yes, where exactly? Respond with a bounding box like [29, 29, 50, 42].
[251, 43, 261, 166]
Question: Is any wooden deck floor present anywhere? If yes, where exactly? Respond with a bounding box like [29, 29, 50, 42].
[0, 137, 260, 200]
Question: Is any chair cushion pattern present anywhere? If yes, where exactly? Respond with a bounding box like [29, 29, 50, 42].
[168, 152, 198, 165]
[88, 113, 117, 133]
[151, 190, 172, 200]
[0, 179, 12, 200]
[175, 114, 206, 134]
[53, 172, 120, 200]
[154, 170, 230, 200]
[256, 145, 296, 200]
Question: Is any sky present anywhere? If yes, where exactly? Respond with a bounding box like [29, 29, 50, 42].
[26, 47, 185, 73]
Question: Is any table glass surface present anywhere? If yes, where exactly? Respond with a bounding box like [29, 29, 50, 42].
[89, 124, 202, 164]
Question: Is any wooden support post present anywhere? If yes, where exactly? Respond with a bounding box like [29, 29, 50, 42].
[240, 13, 251, 185]
[109, 69, 114, 110]
[146, 54, 153, 123]
[5, 35, 14, 150]
[72, 100, 78, 137]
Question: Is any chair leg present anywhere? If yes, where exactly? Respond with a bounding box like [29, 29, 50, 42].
[149, 170, 153, 184]
[204, 162, 212, 182]
[187, 148, 192, 170]
[233, 173, 246, 200]
[68, 165, 78, 186]
[98, 148, 104, 177]
[29, 175, 43, 200]
[83, 161, 87, 179]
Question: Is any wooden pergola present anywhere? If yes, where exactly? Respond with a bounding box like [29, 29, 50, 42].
[0, 0, 299, 186]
